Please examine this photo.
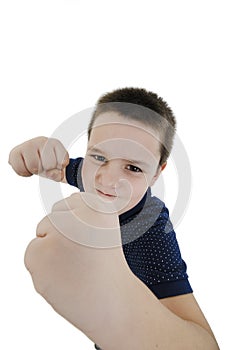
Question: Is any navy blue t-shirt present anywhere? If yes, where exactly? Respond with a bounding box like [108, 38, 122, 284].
[66, 157, 193, 299]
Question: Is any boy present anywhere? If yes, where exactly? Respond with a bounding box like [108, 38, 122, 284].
[9, 88, 219, 349]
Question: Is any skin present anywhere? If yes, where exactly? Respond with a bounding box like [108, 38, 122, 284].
[8, 114, 219, 349]
[82, 113, 165, 215]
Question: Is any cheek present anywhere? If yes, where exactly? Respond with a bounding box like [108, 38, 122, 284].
[117, 178, 148, 214]
[126, 176, 149, 199]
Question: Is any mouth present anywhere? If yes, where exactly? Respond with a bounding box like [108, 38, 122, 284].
[96, 189, 117, 199]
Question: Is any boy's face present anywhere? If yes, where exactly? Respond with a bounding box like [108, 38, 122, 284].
[82, 112, 163, 215]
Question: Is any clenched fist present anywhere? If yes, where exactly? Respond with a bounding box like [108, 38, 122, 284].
[8, 136, 69, 182]
[24, 192, 126, 347]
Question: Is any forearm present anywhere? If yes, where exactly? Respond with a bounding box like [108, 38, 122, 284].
[61, 172, 68, 183]
[93, 270, 219, 350]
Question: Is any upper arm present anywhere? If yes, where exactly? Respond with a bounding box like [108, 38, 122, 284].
[160, 293, 215, 338]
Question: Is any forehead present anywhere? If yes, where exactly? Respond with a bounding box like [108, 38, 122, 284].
[88, 112, 161, 164]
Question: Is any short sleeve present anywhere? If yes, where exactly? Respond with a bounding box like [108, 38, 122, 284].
[122, 205, 193, 299]
[65, 157, 84, 191]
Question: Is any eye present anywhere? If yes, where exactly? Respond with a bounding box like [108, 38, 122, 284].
[125, 164, 142, 173]
[91, 154, 107, 163]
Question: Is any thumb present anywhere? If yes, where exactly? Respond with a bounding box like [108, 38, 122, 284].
[44, 169, 64, 182]
[36, 215, 53, 237]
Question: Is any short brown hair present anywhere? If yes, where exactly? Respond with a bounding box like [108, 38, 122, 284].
[88, 87, 176, 165]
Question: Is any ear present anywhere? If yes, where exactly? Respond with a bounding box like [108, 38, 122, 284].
[149, 162, 167, 187]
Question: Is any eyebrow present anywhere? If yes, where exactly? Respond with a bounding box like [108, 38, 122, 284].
[87, 146, 150, 168]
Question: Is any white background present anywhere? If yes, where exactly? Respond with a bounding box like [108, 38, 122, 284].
[0, 0, 231, 349]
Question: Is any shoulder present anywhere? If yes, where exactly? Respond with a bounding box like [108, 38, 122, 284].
[142, 190, 173, 234]
[120, 190, 173, 244]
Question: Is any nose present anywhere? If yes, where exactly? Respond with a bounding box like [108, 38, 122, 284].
[95, 161, 120, 188]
